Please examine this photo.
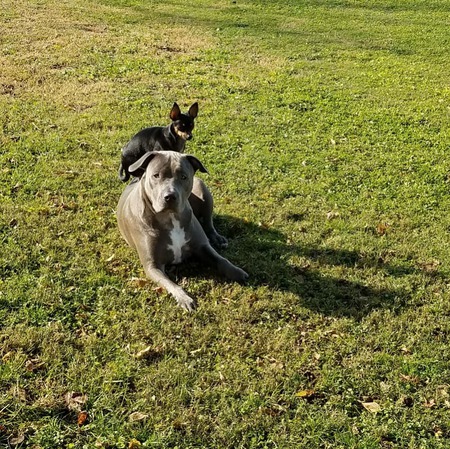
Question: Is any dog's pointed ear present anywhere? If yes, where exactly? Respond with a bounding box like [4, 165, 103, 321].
[170, 102, 181, 121]
[128, 152, 157, 177]
[188, 102, 198, 118]
[186, 155, 208, 174]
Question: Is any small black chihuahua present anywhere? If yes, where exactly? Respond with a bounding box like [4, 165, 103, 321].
[118, 102, 199, 182]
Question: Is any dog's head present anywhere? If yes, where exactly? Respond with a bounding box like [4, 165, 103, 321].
[128, 151, 207, 214]
[169, 102, 198, 142]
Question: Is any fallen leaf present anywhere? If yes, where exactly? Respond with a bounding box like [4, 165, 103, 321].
[361, 401, 381, 413]
[135, 346, 154, 359]
[400, 374, 421, 385]
[77, 411, 89, 426]
[128, 439, 141, 449]
[11, 183, 22, 193]
[326, 211, 340, 220]
[423, 398, 436, 409]
[64, 392, 88, 411]
[0, 424, 7, 433]
[153, 286, 164, 294]
[376, 222, 389, 236]
[8, 434, 25, 446]
[25, 358, 45, 372]
[129, 411, 148, 422]
[296, 389, 315, 398]
[129, 277, 150, 288]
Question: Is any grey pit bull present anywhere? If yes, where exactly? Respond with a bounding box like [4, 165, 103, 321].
[117, 151, 248, 311]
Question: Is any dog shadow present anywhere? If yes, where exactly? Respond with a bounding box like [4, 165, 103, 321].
[175, 214, 424, 320]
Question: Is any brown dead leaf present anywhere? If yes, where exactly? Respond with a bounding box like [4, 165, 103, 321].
[77, 411, 89, 426]
[400, 374, 421, 385]
[376, 222, 389, 236]
[129, 411, 148, 422]
[423, 398, 436, 409]
[129, 277, 150, 288]
[153, 286, 164, 294]
[25, 358, 45, 372]
[361, 401, 381, 413]
[64, 392, 88, 411]
[8, 434, 25, 446]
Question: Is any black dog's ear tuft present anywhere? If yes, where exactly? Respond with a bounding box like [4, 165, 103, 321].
[128, 152, 157, 177]
[186, 155, 208, 174]
[170, 102, 181, 121]
[188, 102, 199, 119]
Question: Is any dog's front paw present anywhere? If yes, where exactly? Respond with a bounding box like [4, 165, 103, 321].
[176, 292, 197, 312]
[208, 231, 228, 249]
[228, 266, 249, 283]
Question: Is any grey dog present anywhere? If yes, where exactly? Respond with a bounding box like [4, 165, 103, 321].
[116, 151, 248, 311]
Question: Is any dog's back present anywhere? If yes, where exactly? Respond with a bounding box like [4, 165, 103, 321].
[118, 102, 198, 182]
[118, 126, 170, 182]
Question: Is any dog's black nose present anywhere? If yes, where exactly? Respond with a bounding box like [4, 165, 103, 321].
[186, 134, 193, 141]
[164, 193, 177, 202]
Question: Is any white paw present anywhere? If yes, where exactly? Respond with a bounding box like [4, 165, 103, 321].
[176, 292, 197, 312]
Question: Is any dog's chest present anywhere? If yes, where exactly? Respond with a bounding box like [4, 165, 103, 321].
[167, 217, 189, 264]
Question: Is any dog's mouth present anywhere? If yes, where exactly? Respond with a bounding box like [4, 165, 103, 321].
[175, 128, 193, 141]
[153, 193, 181, 213]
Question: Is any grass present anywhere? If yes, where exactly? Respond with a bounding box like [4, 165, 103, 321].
[1, 0, 450, 447]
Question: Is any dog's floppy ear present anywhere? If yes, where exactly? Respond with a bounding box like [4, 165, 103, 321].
[170, 102, 181, 121]
[188, 102, 198, 119]
[186, 155, 208, 174]
[128, 152, 157, 177]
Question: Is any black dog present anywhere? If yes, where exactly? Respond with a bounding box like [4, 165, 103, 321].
[118, 102, 199, 182]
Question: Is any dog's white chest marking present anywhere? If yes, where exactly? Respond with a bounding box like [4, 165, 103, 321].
[168, 217, 188, 264]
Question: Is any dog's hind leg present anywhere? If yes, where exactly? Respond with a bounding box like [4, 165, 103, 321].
[195, 243, 248, 282]
[189, 178, 228, 249]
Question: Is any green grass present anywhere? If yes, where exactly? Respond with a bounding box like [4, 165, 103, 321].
[1, 0, 450, 447]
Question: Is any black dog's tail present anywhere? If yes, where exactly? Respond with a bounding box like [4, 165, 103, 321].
[118, 163, 130, 182]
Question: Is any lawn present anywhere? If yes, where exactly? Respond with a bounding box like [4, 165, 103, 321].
[1, 0, 450, 447]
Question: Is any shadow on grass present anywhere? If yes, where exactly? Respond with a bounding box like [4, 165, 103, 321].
[178, 214, 423, 320]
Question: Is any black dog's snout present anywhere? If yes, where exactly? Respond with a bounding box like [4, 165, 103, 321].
[186, 134, 193, 141]
[164, 192, 177, 203]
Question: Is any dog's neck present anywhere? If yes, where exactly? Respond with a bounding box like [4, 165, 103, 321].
[164, 124, 186, 152]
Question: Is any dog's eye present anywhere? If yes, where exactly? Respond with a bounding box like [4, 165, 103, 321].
[180, 174, 187, 180]
[153, 173, 160, 179]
